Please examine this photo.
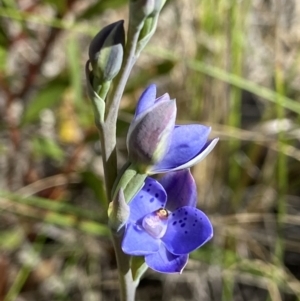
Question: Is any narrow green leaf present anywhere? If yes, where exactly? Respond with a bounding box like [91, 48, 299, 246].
[131, 256, 148, 282]
[0, 229, 23, 251]
[32, 136, 64, 161]
[0, 46, 7, 71]
[21, 81, 67, 125]
[146, 47, 300, 115]
[0, 190, 99, 221]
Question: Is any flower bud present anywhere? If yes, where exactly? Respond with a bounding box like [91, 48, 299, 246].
[108, 188, 130, 232]
[134, 0, 166, 56]
[151, 0, 165, 15]
[130, 0, 165, 20]
[88, 21, 125, 83]
[127, 85, 177, 170]
[130, 0, 155, 22]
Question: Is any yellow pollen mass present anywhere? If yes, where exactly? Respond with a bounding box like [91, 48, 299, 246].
[156, 208, 168, 219]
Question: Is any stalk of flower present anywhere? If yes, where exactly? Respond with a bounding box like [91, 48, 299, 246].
[121, 169, 213, 273]
[112, 84, 219, 203]
[85, 1, 217, 299]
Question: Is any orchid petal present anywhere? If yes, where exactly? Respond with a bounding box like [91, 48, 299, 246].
[135, 84, 157, 117]
[152, 137, 218, 173]
[145, 245, 188, 274]
[162, 206, 213, 255]
[122, 223, 161, 256]
[129, 178, 167, 222]
[127, 99, 176, 165]
[169, 138, 219, 171]
[151, 125, 211, 173]
[154, 93, 170, 104]
[159, 169, 197, 211]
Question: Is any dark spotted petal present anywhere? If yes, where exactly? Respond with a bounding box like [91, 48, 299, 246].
[145, 245, 188, 274]
[159, 169, 197, 211]
[162, 206, 213, 255]
[128, 177, 167, 222]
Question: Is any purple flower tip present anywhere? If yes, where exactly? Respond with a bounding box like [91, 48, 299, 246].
[127, 85, 177, 166]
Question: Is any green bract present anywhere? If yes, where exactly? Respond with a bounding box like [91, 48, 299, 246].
[108, 188, 130, 232]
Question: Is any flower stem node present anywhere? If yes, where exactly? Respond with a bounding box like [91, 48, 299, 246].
[108, 188, 130, 232]
[88, 20, 125, 85]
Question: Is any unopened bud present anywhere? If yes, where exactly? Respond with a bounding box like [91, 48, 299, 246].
[88, 21, 125, 83]
[130, 0, 165, 21]
[127, 84, 176, 170]
[134, 0, 166, 56]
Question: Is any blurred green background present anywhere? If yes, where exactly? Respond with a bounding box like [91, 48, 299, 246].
[1, 0, 300, 300]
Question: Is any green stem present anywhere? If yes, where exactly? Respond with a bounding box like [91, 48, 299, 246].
[105, 20, 143, 123]
[98, 123, 118, 205]
[95, 82, 116, 199]
[97, 21, 143, 200]
[97, 18, 144, 301]
[274, 1, 287, 265]
[111, 232, 138, 301]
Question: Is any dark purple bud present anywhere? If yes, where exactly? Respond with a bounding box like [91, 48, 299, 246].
[88, 21, 125, 82]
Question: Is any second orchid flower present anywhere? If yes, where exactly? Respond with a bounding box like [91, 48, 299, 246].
[127, 84, 219, 174]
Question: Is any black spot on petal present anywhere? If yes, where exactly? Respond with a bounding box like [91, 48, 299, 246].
[184, 217, 187, 221]
[173, 221, 177, 226]
[179, 220, 182, 223]
[155, 193, 159, 197]
[150, 198, 154, 203]
[185, 231, 188, 234]
[147, 189, 150, 192]
[140, 195, 143, 198]
[181, 223, 186, 228]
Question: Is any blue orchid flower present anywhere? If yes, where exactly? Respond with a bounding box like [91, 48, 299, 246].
[127, 84, 219, 174]
[122, 169, 213, 273]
